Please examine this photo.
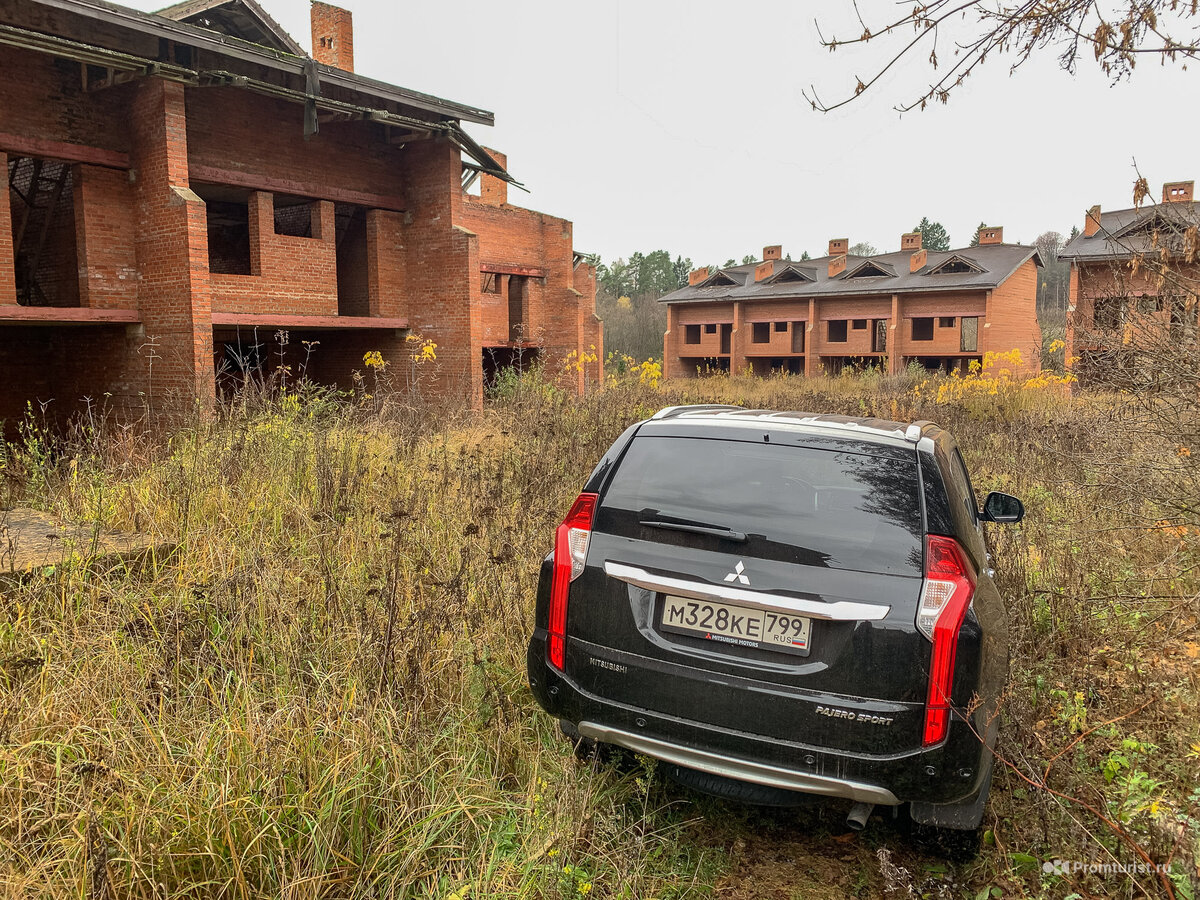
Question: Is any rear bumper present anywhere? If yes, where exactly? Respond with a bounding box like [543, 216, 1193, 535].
[529, 632, 994, 809]
[578, 721, 899, 805]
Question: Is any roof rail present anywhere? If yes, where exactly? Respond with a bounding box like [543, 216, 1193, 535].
[650, 404, 744, 420]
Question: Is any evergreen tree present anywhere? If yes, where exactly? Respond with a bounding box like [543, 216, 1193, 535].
[912, 217, 951, 251]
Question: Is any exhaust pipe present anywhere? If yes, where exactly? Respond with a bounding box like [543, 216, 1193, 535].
[846, 802, 874, 831]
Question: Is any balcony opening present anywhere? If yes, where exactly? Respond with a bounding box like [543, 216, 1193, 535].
[720, 323, 732, 354]
[7, 156, 80, 306]
[335, 203, 369, 316]
[960, 316, 978, 352]
[194, 184, 253, 276]
[872, 319, 888, 353]
[508, 275, 528, 341]
[791, 322, 805, 353]
[273, 199, 313, 238]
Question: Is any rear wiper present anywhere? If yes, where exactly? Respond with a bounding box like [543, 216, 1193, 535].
[639, 516, 748, 542]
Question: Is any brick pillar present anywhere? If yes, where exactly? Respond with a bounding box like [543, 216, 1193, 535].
[730, 301, 745, 374]
[0, 151, 14, 305]
[365, 208, 405, 318]
[247, 191, 272, 275]
[130, 78, 214, 416]
[1065, 263, 1079, 377]
[312, 200, 335, 243]
[804, 298, 818, 376]
[401, 137, 483, 407]
[888, 293, 901, 374]
[663, 304, 680, 378]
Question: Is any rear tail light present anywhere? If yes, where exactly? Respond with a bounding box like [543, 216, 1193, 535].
[547, 492, 598, 670]
[917, 535, 976, 746]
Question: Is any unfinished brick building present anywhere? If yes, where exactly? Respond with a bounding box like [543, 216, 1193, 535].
[659, 230, 1042, 378]
[1060, 179, 1199, 385]
[0, 0, 601, 428]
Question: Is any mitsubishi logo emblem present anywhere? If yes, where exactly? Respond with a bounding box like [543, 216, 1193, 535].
[724, 561, 750, 585]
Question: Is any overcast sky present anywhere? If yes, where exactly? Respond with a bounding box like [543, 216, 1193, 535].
[127, 0, 1199, 265]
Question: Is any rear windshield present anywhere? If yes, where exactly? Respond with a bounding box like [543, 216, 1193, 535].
[599, 436, 923, 575]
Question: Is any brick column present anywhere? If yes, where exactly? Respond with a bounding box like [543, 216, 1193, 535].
[730, 301, 745, 374]
[663, 303, 680, 378]
[401, 137, 483, 407]
[0, 151, 15, 305]
[365, 208, 405, 318]
[804, 298, 818, 376]
[1064, 263, 1079, 377]
[247, 191, 272, 276]
[888, 293, 901, 374]
[129, 78, 214, 416]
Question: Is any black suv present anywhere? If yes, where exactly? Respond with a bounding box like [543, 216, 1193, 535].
[527, 406, 1024, 835]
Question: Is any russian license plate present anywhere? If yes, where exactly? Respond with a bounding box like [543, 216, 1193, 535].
[660, 595, 811, 656]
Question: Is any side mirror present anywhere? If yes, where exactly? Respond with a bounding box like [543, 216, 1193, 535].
[981, 491, 1024, 524]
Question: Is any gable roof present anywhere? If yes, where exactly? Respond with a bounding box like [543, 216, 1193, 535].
[1060, 201, 1200, 262]
[156, 0, 303, 56]
[659, 243, 1040, 305]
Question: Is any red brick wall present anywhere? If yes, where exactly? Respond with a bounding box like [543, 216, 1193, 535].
[209, 193, 339, 316]
[366, 209, 407, 318]
[0, 151, 15, 306]
[0, 46, 131, 156]
[984, 259, 1041, 372]
[400, 138, 482, 406]
[185, 88, 405, 201]
[130, 78, 214, 413]
[459, 193, 599, 387]
[74, 164, 138, 310]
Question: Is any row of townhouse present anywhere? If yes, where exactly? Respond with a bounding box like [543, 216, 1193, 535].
[659, 230, 1043, 378]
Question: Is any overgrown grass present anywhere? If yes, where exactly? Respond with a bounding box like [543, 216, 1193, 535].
[1, 369, 1197, 899]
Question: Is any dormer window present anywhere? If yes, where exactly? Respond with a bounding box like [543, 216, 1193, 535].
[843, 261, 893, 279]
[766, 265, 816, 285]
[927, 255, 984, 276]
[698, 271, 739, 288]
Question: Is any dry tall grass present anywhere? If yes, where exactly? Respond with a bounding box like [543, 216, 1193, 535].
[0, 369, 1196, 899]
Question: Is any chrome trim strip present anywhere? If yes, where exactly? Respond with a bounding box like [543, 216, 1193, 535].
[603, 561, 890, 621]
[577, 722, 900, 805]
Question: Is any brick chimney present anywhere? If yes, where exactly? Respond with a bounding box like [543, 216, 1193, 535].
[1163, 180, 1194, 203]
[755, 260, 775, 282]
[762, 244, 783, 262]
[901, 231, 922, 252]
[978, 225, 1003, 245]
[828, 238, 848, 257]
[479, 147, 507, 206]
[1084, 204, 1102, 237]
[909, 248, 927, 273]
[828, 255, 847, 278]
[311, 2, 354, 72]
[688, 267, 712, 286]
